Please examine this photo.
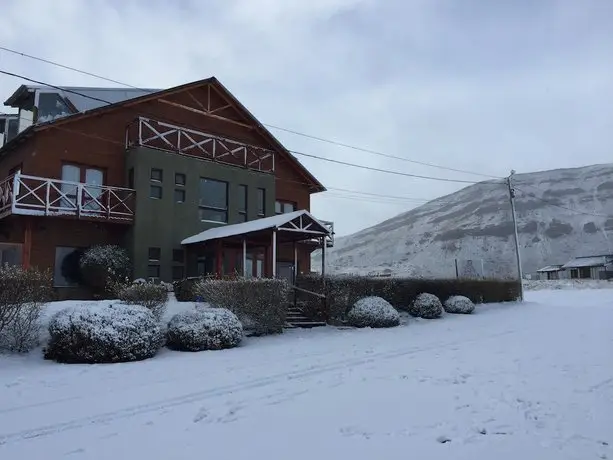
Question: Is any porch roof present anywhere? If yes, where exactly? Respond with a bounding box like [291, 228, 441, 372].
[181, 210, 330, 245]
[536, 265, 563, 273]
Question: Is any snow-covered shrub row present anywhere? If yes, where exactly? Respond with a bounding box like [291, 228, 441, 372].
[409, 293, 443, 319]
[296, 274, 519, 323]
[443, 295, 475, 314]
[79, 245, 131, 296]
[0, 265, 54, 353]
[166, 308, 243, 351]
[113, 280, 168, 321]
[193, 278, 290, 335]
[346, 296, 400, 328]
[44, 303, 164, 364]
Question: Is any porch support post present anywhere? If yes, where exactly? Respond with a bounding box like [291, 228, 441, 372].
[215, 240, 223, 277]
[293, 241, 298, 284]
[242, 238, 247, 278]
[22, 217, 32, 270]
[272, 229, 277, 278]
[321, 236, 326, 281]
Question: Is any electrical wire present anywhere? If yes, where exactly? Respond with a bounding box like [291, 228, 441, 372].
[0, 46, 502, 179]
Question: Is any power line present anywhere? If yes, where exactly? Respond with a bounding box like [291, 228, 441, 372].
[0, 69, 492, 186]
[3, 104, 464, 205]
[0, 45, 502, 179]
[264, 123, 501, 179]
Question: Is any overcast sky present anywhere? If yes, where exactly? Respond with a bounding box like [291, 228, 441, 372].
[1, 0, 612, 236]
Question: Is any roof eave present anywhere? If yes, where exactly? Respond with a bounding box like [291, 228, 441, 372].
[4, 85, 32, 107]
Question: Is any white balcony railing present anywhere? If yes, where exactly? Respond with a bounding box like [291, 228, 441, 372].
[126, 117, 276, 173]
[0, 173, 135, 222]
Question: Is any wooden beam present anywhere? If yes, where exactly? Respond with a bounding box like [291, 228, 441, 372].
[158, 99, 255, 129]
[22, 217, 32, 269]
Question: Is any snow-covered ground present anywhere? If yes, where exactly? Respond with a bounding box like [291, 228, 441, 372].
[1, 289, 612, 459]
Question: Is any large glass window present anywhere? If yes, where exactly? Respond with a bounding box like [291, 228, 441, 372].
[37, 92, 73, 123]
[275, 200, 296, 215]
[238, 184, 247, 222]
[199, 178, 228, 223]
[257, 188, 265, 217]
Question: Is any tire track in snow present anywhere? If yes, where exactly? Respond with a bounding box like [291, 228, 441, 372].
[0, 329, 515, 445]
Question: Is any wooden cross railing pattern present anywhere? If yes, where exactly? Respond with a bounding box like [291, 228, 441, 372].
[0, 173, 135, 222]
[126, 117, 275, 173]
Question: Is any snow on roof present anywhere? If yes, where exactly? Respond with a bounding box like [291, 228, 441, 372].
[181, 210, 329, 245]
[561, 256, 611, 269]
[537, 265, 563, 273]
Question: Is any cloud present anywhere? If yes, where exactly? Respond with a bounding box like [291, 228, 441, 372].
[1, 0, 612, 236]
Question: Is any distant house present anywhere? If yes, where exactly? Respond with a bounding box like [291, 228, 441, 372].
[560, 255, 613, 280]
[537, 265, 563, 280]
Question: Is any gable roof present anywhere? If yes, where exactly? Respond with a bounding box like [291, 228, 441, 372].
[182, 210, 330, 245]
[2, 78, 325, 192]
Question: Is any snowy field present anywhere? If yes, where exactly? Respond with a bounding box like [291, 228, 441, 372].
[1, 289, 612, 459]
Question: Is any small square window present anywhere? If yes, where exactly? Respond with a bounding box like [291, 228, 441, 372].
[150, 185, 162, 199]
[148, 265, 160, 279]
[172, 266, 184, 281]
[173, 249, 184, 264]
[151, 168, 163, 182]
[148, 247, 161, 262]
[174, 189, 185, 203]
[175, 173, 186, 186]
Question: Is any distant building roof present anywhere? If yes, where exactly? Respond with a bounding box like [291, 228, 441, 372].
[537, 265, 563, 273]
[561, 255, 613, 269]
[4, 85, 161, 112]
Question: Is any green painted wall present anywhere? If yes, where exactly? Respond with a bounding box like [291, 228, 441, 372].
[125, 147, 276, 282]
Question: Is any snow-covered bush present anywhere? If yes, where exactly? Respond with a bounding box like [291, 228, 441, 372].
[346, 296, 400, 328]
[193, 278, 290, 335]
[113, 280, 168, 320]
[0, 265, 54, 353]
[444, 295, 475, 314]
[173, 277, 201, 301]
[166, 308, 243, 351]
[409, 293, 443, 319]
[44, 303, 164, 364]
[79, 245, 131, 296]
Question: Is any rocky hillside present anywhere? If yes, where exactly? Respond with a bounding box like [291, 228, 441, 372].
[315, 164, 613, 279]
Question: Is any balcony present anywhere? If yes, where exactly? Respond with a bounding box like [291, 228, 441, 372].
[0, 173, 135, 223]
[126, 117, 275, 173]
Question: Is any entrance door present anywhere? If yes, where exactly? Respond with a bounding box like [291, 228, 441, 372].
[276, 262, 295, 284]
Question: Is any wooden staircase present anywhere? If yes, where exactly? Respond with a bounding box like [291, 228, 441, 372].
[285, 304, 326, 329]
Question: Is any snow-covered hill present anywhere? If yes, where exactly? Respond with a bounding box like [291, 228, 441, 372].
[316, 164, 613, 279]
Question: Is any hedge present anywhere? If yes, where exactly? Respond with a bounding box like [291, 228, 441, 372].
[296, 274, 521, 324]
[192, 278, 290, 335]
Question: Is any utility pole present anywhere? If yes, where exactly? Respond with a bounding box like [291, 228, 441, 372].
[507, 170, 524, 301]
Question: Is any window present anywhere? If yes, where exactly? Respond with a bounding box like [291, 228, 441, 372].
[37, 92, 73, 123]
[148, 247, 161, 262]
[147, 265, 160, 279]
[174, 189, 185, 203]
[173, 249, 184, 264]
[150, 185, 162, 199]
[53, 246, 84, 287]
[151, 168, 163, 182]
[257, 188, 266, 217]
[60, 164, 104, 210]
[275, 200, 296, 215]
[175, 173, 186, 186]
[172, 266, 184, 281]
[238, 184, 248, 222]
[199, 178, 228, 223]
[0, 243, 22, 267]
